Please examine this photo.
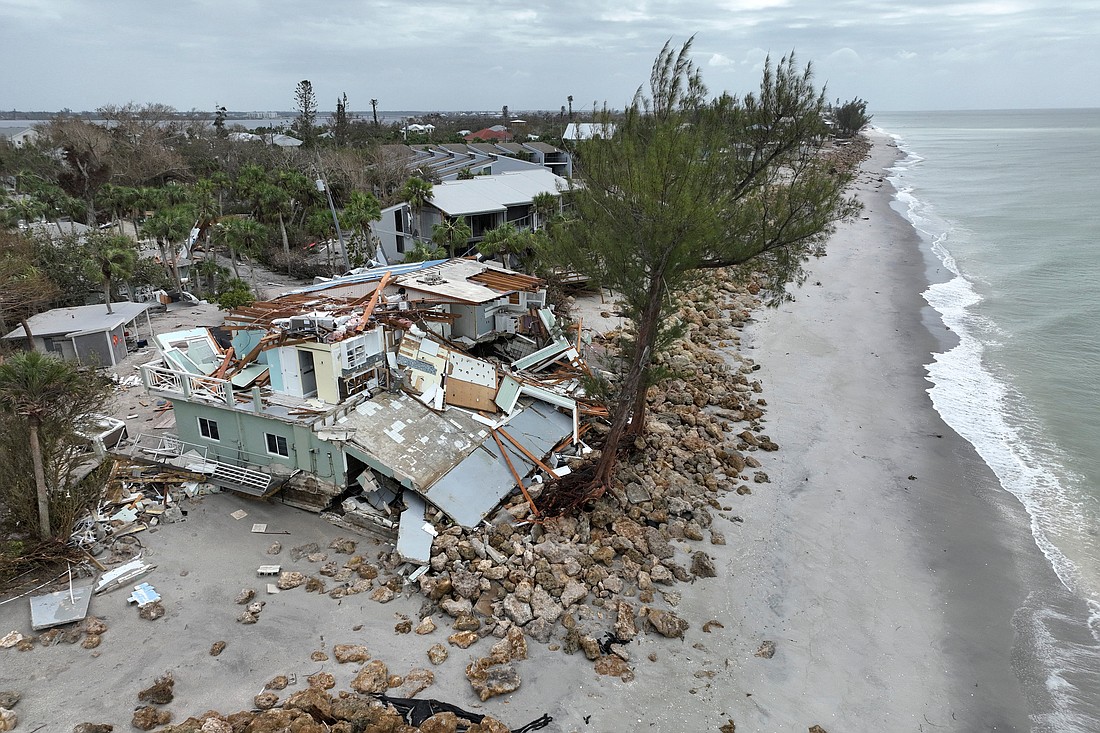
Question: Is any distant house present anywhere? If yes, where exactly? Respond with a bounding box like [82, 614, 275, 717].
[464, 125, 512, 142]
[402, 123, 436, 139]
[0, 126, 39, 148]
[381, 139, 571, 182]
[563, 122, 616, 141]
[21, 219, 94, 239]
[3, 302, 155, 367]
[227, 131, 302, 147]
[371, 169, 567, 263]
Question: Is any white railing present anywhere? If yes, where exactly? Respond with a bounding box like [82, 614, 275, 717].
[140, 363, 234, 406]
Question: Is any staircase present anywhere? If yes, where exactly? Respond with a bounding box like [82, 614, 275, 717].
[130, 433, 273, 496]
[207, 460, 272, 496]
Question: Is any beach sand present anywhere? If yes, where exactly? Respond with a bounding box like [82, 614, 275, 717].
[0, 134, 1076, 731]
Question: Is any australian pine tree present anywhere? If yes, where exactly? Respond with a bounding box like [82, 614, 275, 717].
[551, 38, 861, 494]
[293, 80, 318, 145]
[334, 93, 350, 146]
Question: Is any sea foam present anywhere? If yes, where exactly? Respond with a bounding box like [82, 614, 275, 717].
[882, 126, 1100, 727]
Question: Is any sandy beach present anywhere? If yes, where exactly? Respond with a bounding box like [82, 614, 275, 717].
[0, 133, 1082, 731]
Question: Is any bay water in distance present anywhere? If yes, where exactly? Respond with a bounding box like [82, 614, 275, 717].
[876, 109, 1100, 730]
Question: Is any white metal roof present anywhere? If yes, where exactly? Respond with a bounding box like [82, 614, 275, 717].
[3, 301, 153, 340]
[428, 169, 567, 217]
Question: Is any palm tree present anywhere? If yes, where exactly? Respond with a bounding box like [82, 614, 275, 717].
[400, 177, 433, 242]
[431, 216, 472, 258]
[531, 191, 559, 230]
[341, 190, 382, 267]
[218, 218, 267, 290]
[84, 231, 137, 313]
[141, 206, 191, 291]
[0, 352, 89, 537]
[403, 240, 447, 263]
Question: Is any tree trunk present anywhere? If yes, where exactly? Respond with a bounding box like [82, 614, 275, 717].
[278, 213, 291, 275]
[592, 271, 665, 490]
[29, 420, 50, 538]
[19, 317, 35, 351]
[104, 277, 113, 314]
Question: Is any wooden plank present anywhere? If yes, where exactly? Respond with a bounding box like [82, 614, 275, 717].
[496, 427, 559, 479]
[491, 429, 540, 519]
[444, 377, 499, 412]
[212, 346, 235, 379]
[355, 271, 391, 332]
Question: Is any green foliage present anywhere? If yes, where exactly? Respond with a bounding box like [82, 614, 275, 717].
[430, 216, 472, 258]
[548, 37, 860, 484]
[403, 240, 447, 263]
[82, 230, 137, 310]
[341, 190, 382, 266]
[0, 351, 113, 538]
[401, 177, 433, 212]
[293, 80, 318, 145]
[833, 97, 872, 137]
[0, 230, 59, 331]
[215, 278, 255, 310]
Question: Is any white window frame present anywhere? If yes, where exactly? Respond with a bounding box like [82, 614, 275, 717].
[197, 417, 220, 441]
[265, 433, 289, 458]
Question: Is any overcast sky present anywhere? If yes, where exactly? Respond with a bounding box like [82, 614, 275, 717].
[2, 1, 1097, 115]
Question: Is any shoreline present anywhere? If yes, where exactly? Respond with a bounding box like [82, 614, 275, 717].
[738, 131, 1095, 731]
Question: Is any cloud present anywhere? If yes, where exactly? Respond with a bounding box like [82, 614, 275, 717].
[708, 53, 735, 67]
[827, 47, 861, 65]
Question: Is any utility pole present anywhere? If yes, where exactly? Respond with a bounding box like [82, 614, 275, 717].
[315, 170, 350, 273]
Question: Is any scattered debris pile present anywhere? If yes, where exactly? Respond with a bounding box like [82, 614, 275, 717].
[245, 266, 774, 686]
[68, 458, 202, 562]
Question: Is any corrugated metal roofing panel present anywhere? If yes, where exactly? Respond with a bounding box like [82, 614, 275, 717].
[428, 169, 566, 216]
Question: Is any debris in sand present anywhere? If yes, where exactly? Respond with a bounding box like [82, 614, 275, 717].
[137, 600, 165, 620]
[333, 643, 370, 663]
[755, 640, 777, 659]
[350, 660, 389, 694]
[253, 691, 278, 710]
[265, 675, 289, 690]
[307, 671, 335, 689]
[209, 641, 226, 656]
[276, 571, 306, 589]
[137, 672, 175, 704]
[0, 632, 21, 649]
[594, 654, 634, 682]
[427, 644, 448, 665]
[395, 668, 435, 698]
[0, 707, 15, 732]
[132, 706, 171, 730]
[466, 657, 521, 701]
[702, 620, 724, 633]
[691, 551, 718, 578]
[643, 608, 689, 639]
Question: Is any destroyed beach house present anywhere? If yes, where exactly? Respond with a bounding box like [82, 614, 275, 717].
[133, 259, 590, 564]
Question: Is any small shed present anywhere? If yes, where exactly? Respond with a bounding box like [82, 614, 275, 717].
[3, 302, 155, 367]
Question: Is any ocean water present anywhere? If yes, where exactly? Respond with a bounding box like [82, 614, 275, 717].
[876, 109, 1100, 727]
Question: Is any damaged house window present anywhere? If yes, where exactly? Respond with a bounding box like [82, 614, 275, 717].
[265, 433, 289, 457]
[198, 417, 220, 441]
